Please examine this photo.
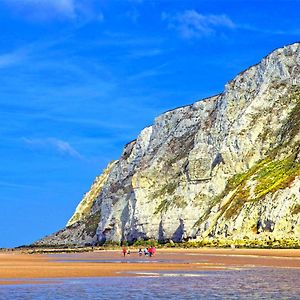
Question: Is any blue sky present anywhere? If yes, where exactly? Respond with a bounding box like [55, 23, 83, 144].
[1, 0, 300, 248]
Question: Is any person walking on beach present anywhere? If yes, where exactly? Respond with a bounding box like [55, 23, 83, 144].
[152, 246, 156, 256]
[122, 248, 127, 257]
[144, 247, 148, 256]
[138, 248, 143, 256]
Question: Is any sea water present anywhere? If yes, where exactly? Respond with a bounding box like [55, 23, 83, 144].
[0, 268, 299, 300]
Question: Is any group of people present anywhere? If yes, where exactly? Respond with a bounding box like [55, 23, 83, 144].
[122, 246, 156, 257]
[140, 246, 156, 257]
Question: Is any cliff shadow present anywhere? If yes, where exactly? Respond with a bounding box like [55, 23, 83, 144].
[171, 219, 185, 242]
[158, 220, 166, 243]
[120, 181, 148, 244]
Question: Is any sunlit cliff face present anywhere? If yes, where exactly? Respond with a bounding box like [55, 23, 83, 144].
[36, 43, 300, 248]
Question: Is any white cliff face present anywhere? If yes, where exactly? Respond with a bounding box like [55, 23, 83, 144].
[37, 43, 300, 247]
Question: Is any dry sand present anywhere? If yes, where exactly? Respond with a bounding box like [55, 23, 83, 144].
[0, 248, 299, 285]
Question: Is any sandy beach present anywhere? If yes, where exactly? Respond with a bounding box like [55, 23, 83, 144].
[0, 248, 299, 285]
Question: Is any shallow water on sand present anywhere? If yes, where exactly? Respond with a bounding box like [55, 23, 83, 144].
[0, 268, 299, 299]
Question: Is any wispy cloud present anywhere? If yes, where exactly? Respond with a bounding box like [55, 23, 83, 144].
[127, 48, 164, 59]
[0, 180, 39, 189]
[128, 0, 144, 3]
[4, 0, 103, 21]
[127, 62, 168, 81]
[162, 10, 235, 39]
[0, 41, 48, 69]
[239, 24, 300, 36]
[0, 49, 27, 68]
[96, 32, 164, 48]
[0, 33, 79, 69]
[22, 137, 83, 159]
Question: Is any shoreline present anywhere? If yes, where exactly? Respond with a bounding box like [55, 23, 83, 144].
[0, 248, 299, 285]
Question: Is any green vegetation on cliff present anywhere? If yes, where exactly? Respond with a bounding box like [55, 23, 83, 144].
[195, 89, 300, 226]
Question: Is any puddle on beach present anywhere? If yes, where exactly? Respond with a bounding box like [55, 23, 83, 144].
[119, 270, 214, 277]
[49, 252, 208, 265]
[54, 259, 182, 264]
[0, 268, 299, 299]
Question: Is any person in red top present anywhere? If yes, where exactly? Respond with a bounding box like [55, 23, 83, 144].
[152, 246, 156, 256]
[122, 248, 127, 257]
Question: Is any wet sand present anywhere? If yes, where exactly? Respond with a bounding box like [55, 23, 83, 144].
[0, 248, 299, 285]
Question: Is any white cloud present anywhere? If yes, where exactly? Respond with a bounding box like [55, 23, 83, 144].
[4, 0, 103, 21]
[6, 0, 75, 18]
[22, 137, 83, 159]
[162, 10, 235, 39]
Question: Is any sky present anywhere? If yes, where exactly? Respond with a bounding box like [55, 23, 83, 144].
[1, 0, 300, 248]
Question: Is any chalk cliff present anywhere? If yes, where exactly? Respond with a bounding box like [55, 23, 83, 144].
[36, 43, 300, 247]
